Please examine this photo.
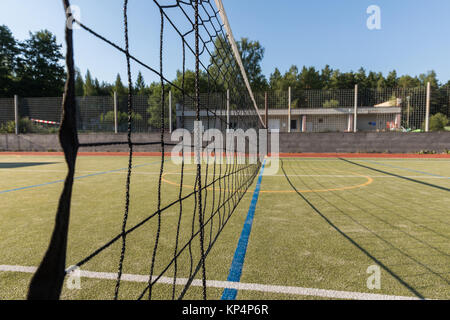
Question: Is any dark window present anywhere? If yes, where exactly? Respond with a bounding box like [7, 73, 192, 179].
[291, 119, 298, 130]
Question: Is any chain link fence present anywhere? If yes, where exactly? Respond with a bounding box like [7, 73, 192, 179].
[1, 86, 448, 134]
[433, 87, 450, 117]
[0, 98, 15, 132]
[292, 89, 355, 133]
[358, 87, 427, 130]
[294, 89, 356, 109]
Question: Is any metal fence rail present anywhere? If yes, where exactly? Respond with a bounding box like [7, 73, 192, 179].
[0, 85, 448, 134]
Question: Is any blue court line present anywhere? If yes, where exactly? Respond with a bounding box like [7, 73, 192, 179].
[221, 159, 266, 300]
[0, 160, 164, 195]
[360, 159, 449, 179]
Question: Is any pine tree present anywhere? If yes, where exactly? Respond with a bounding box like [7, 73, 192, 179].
[269, 68, 283, 90]
[113, 73, 127, 96]
[74, 69, 84, 96]
[135, 71, 146, 94]
[386, 70, 398, 88]
[320, 65, 333, 89]
[84, 70, 97, 96]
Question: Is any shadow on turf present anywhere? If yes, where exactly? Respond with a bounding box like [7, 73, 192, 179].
[299, 159, 450, 287]
[340, 158, 450, 192]
[0, 162, 59, 169]
[280, 159, 426, 300]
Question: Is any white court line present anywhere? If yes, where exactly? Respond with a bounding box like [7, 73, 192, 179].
[0, 265, 420, 300]
[265, 174, 450, 179]
[0, 169, 164, 175]
[1, 170, 449, 179]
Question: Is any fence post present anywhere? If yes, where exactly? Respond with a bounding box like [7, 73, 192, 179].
[353, 84, 358, 133]
[14, 95, 19, 135]
[347, 114, 353, 132]
[288, 86, 291, 133]
[113, 91, 118, 134]
[425, 82, 431, 132]
[265, 91, 268, 130]
[169, 90, 172, 133]
[226, 89, 230, 130]
[302, 115, 307, 133]
[406, 95, 411, 129]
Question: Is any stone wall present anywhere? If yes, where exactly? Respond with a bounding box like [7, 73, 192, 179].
[1, 132, 449, 154]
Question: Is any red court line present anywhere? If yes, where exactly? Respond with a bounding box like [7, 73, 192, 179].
[1, 151, 450, 159]
[277, 153, 450, 159]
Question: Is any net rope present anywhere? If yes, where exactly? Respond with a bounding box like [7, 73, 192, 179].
[28, 0, 262, 300]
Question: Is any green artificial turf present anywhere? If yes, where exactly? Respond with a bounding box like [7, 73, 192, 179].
[0, 154, 448, 300]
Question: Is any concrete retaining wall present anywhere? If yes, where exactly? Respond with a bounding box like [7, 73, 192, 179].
[1, 132, 449, 154]
[0, 133, 170, 153]
[278, 132, 450, 153]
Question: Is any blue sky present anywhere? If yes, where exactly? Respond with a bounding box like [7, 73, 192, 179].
[1, 0, 449, 85]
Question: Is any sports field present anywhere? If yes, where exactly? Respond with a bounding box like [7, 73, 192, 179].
[0, 153, 449, 300]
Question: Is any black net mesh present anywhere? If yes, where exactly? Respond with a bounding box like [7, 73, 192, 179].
[27, 0, 263, 300]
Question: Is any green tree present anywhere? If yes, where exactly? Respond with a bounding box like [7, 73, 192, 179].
[135, 71, 146, 94]
[341, 72, 358, 89]
[419, 70, 439, 88]
[282, 65, 299, 90]
[268, 66, 300, 108]
[171, 69, 209, 100]
[298, 66, 322, 89]
[100, 110, 143, 131]
[74, 69, 84, 96]
[269, 68, 283, 90]
[329, 70, 357, 89]
[15, 30, 65, 97]
[376, 74, 387, 89]
[321, 65, 334, 89]
[398, 75, 420, 88]
[365, 71, 379, 88]
[83, 70, 97, 96]
[323, 99, 340, 108]
[355, 67, 367, 88]
[435, 84, 450, 116]
[94, 78, 101, 93]
[429, 113, 449, 131]
[209, 36, 267, 92]
[147, 82, 171, 129]
[113, 73, 127, 96]
[0, 25, 19, 97]
[385, 70, 398, 88]
[96, 80, 113, 96]
[238, 38, 267, 91]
